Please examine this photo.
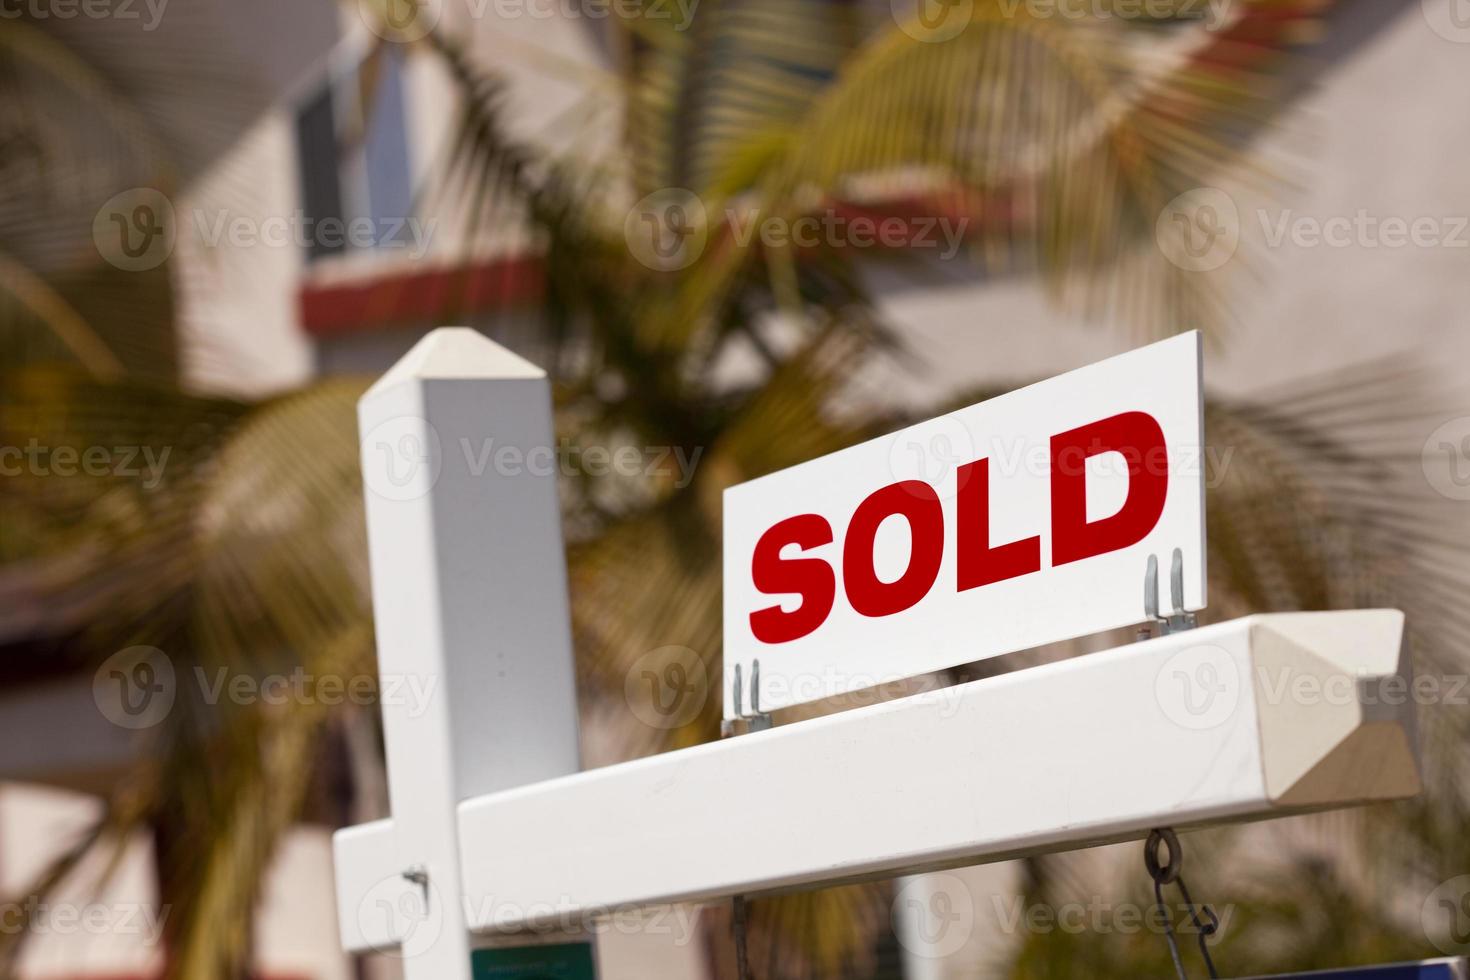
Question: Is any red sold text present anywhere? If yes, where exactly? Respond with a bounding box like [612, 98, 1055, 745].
[748, 412, 1170, 643]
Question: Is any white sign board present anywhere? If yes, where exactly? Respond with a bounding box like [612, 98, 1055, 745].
[722, 331, 1206, 718]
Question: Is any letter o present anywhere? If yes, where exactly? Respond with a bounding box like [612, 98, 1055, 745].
[843, 481, 944, 618]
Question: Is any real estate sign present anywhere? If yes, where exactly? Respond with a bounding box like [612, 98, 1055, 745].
[722, 331, 1207, 717]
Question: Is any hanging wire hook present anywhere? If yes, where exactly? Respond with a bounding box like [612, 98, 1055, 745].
[1145, 829, 1221, 980]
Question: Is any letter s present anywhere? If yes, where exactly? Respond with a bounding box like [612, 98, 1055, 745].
[749, 514, 835, 643]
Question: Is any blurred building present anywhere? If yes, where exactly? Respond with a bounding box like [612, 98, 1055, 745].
[0, 0, 1466, 978]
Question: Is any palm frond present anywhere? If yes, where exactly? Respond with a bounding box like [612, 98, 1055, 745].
[623, 0, 865, 196]
[0, 250, 126, 378]
[0, 370, 373, 977]
[0, 18, 180, 376]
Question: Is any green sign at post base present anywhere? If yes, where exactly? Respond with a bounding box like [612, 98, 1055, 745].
[471, 942, 597, 980]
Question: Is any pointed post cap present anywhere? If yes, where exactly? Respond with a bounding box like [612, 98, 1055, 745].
[364, 327, 546, 401]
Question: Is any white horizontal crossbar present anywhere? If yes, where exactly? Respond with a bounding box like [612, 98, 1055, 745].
[334, 610, 1419, 952]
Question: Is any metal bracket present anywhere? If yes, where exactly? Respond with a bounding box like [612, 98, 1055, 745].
[722, 660, 773, 737]
[1145, 549, 1197, 636]
[402, 865, 430, 913]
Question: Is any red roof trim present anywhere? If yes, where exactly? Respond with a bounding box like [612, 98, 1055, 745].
[300, 253, 544, 337]
[297, 194, 994, 337]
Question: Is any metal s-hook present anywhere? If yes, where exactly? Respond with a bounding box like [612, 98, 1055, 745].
[1145, 829, 1221, 980]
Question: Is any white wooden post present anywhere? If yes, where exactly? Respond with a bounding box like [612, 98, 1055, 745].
[346, 327, 581, 979]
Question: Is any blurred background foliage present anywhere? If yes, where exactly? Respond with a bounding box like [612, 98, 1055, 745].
[0, 1, 1466, 978]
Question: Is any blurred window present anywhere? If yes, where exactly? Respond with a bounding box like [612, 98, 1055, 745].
[294, 46, 413, 264]
[295, 84, 346, 262]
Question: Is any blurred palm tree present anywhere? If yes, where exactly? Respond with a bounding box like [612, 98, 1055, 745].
[1, 2, 1466, 979]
